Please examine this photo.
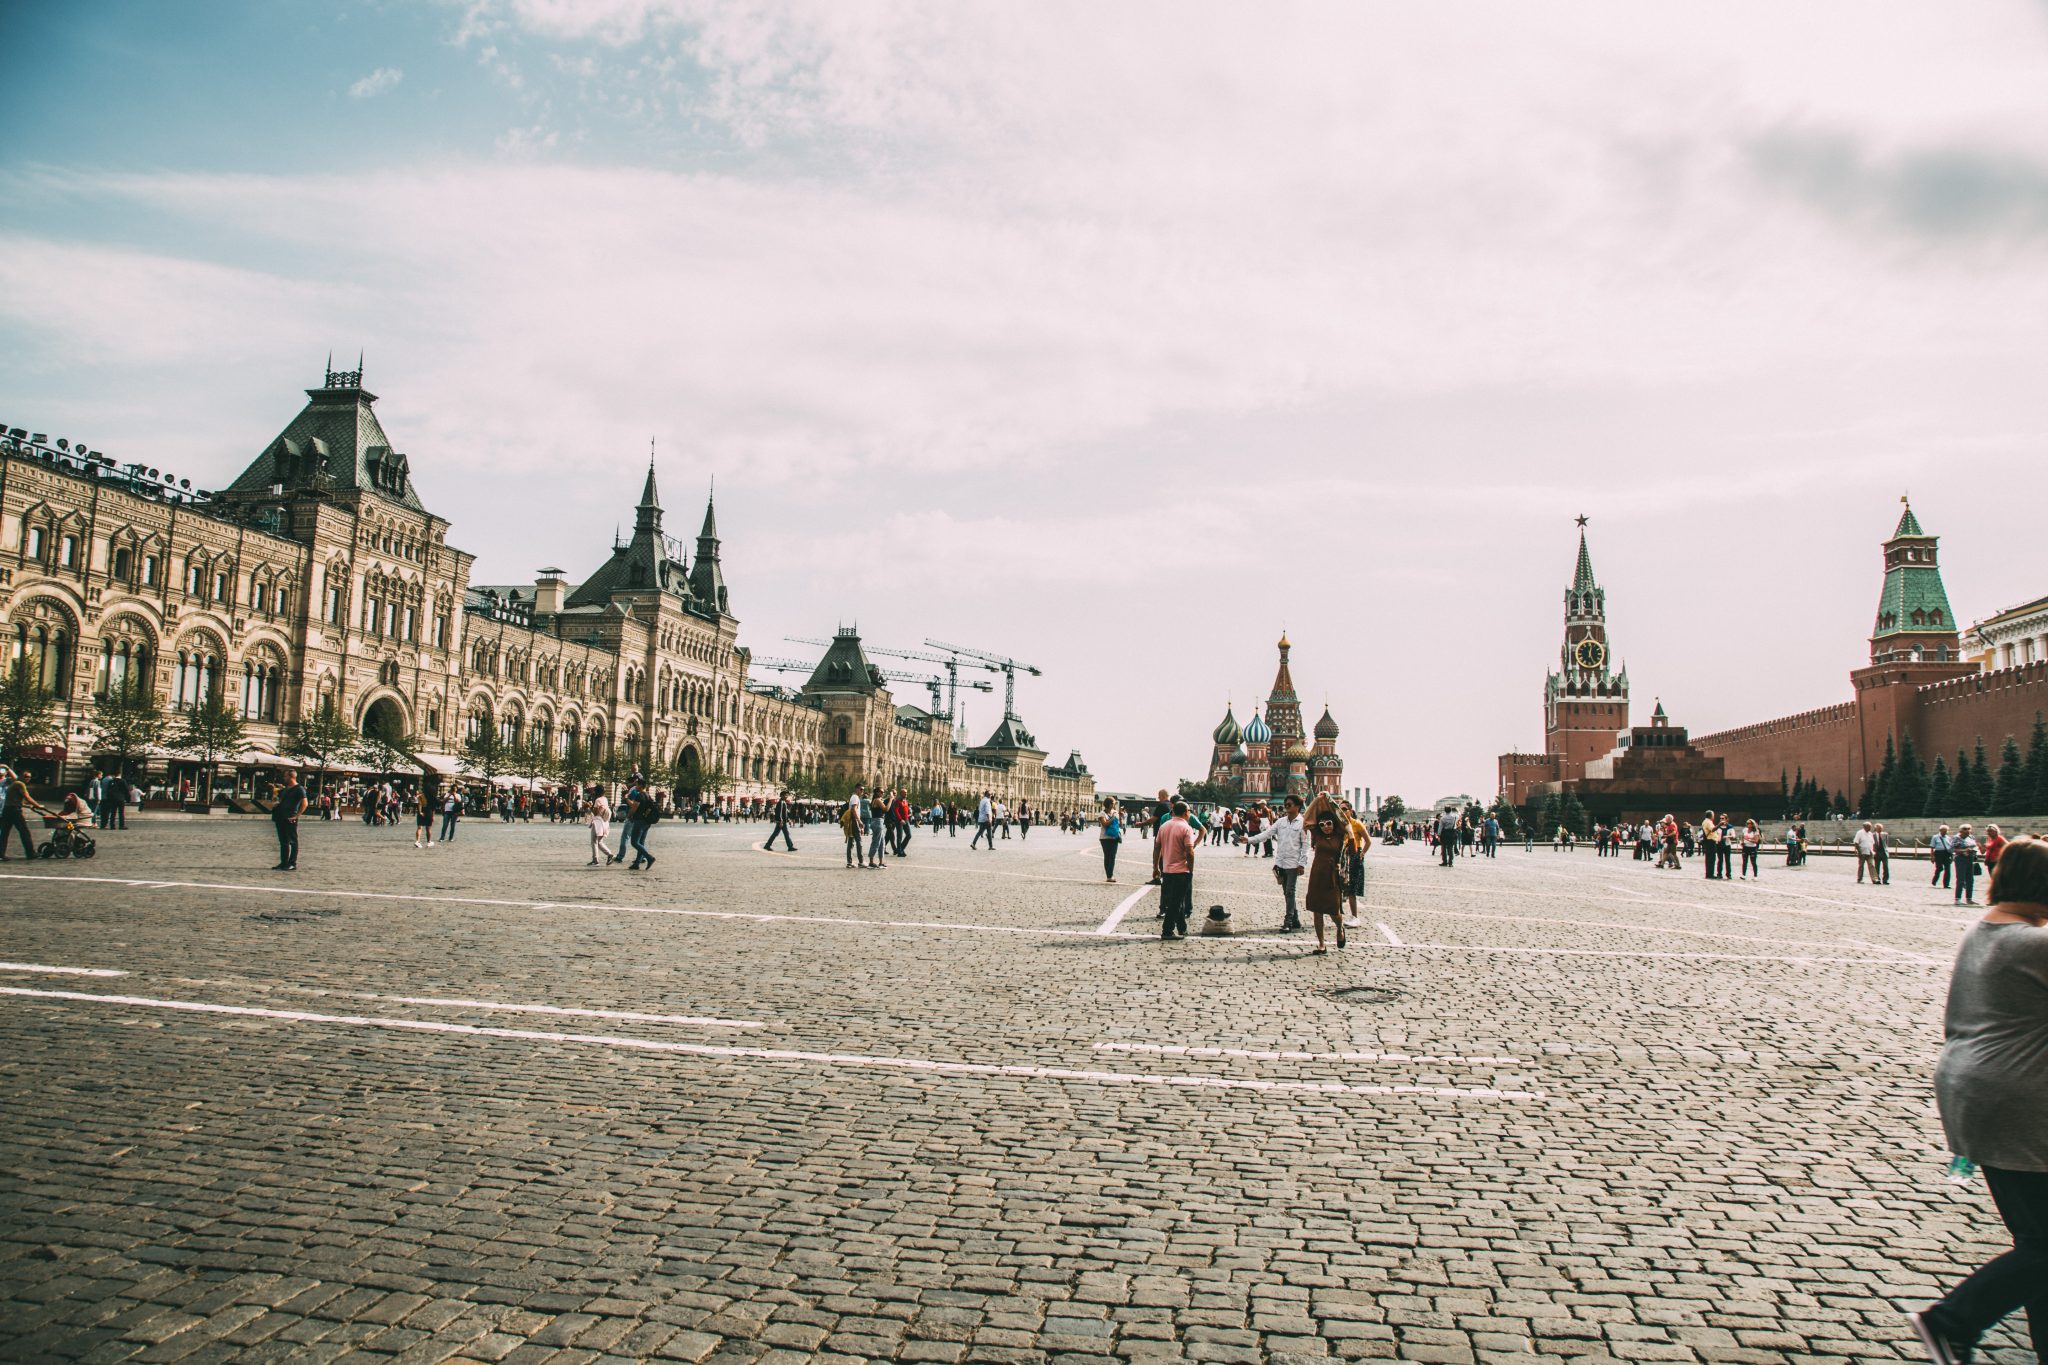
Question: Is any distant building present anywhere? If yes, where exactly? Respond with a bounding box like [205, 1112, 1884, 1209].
[1967, 594, 2048, 672]
[0, 365, 1095, 812]
[1204, 634, 1344, 806]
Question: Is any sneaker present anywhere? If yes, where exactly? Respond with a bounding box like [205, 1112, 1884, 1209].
[1907, 1309, 1972, 1365]
[1344, 917, 1361, 928]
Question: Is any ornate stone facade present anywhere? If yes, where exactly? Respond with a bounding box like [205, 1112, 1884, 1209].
[0, 369, 1095, 813]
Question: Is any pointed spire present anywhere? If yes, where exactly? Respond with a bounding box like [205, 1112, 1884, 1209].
[698, 481, 719, 541]
[639, 455, 661, 509]
[1573, 524, 1597, 595]
[1893, 494, 1926, 539]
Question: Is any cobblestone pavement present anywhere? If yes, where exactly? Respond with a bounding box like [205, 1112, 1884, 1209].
[0, 816, 2029, 1363]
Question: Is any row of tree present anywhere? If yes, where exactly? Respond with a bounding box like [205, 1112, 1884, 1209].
[1856, 717, 2048, 822]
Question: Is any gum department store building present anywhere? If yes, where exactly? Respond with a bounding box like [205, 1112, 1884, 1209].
[0, 366, 1094, 812]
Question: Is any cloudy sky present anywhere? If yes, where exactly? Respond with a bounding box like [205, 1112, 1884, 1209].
[5, 2, 2047, 800]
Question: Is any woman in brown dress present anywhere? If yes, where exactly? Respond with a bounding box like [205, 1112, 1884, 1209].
[1303, 793, 1347, 954]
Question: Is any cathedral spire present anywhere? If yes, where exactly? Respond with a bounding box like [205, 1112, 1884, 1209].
[634, 452, 663, 535]
[688, 483, 727, 615]
[1572, 517, 1597, 596]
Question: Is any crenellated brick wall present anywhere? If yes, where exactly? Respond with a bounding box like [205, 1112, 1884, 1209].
[1693, 702, 1859, 796]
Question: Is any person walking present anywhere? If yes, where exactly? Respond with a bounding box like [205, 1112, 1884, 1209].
[1437, 806, 1459, 868]
[1739, 819, 1761, 879]
[1702, 812, 1722, 880]
[587, 786, 615, 865]
[1246, 793, 1308, 931]
[271, 772, 306, 871]
[440, 788, 461, 844]
[841, 792, 867, 868]
[1340, 800, 1371, 927]
[1873, 822, 1892, 885]
[0, 766, 48, 861]
[866, 789, 889, 869]
[1909, 835, 2048, 1365]
[414, 784, 436, 848]
[892, 792, 913, 856]
[620, 781, 656, 870]
[1955, 825, 1982, 906]
[1303, 794, 1348, 954]
[1854, 821, 1876, 883]
[1155, 799, 1198, 940]
[1099, 801, 1124, 883]
[1931, 826, 1954, 888]
[970, 791, 996, 849]
[765, 790, 796, 852]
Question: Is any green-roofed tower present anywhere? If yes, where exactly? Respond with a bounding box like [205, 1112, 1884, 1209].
[1869, 497, 1960, 665]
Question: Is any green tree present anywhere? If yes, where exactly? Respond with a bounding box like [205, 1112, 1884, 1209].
[1922, 753, 1951, 819]
[1376, 795, 1406, 824]
[288, 695, 362, 792]
[1969, 740, 1995, 815]
[176, 689, 245, 805]
[2024, 712, 2048, 812]
[1867, 734, 1897, 817]
[1557, 791, 1588, 838]
[0, 658, 61, 763]
[694, 762, 733, 804]
[1951, 747, 1976, 811]
[1488, 793, 1520, 838]
[1831, 789, 1851, 817]
[1176, 777, 1233, 807]
[459, 724, 512, 782]
[1779, 768, 1789, 810]
[557, 733, 594, 788]
[1992, 735, 2028, 815]
[1537, 790, 1561, 835]
[1791, 766, 1806, 815]
[517, 735, 559, 789]
[1887, 731, 1927, 819]
[88, 676, 168, 780]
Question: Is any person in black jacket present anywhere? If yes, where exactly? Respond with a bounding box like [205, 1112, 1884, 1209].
[271, 775, 306, 870]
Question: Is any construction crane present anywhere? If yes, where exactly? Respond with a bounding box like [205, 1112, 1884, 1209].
[925, 640, 1041, 721]
[754, 655, 987, 719]
[786, 637, 998, 722]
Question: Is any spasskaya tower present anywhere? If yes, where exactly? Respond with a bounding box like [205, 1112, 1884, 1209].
[1543, 517, 1631, 778]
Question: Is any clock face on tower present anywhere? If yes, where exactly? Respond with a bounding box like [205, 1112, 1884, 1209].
[1574, 637, 1607, 671]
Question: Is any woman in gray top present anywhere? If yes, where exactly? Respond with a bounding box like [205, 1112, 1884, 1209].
[1911, 835, 2048, 1365]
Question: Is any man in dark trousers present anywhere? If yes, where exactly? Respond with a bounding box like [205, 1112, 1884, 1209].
[765, 790, 796, 852]
[272, 772, 306, 870]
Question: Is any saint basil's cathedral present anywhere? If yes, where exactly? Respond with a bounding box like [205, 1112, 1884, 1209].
[1203, 634, 1344, 805]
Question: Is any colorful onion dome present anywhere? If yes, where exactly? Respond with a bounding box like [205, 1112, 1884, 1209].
[1313, 706, 1339, 740]
[1243, 709, 1272, 744]
[1284, 738, 1313, 762]
[1231, 744, 1248, 764]
[1212, 705, 1242, 745]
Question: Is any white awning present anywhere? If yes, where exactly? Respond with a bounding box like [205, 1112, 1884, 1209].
[415, 753, 465, 776]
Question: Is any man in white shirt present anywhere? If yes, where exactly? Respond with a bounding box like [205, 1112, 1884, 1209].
[1853, 821, 1875, 883]
[1245, 793, 1308, 931]
[971, 792, 996, 849]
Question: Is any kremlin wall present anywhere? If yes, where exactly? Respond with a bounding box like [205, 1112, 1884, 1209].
[1501, 502, 2047, 822]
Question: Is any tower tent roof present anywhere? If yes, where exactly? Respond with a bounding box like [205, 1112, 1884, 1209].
[228, 363, 426, 512]
[1573, 529, 1597, 595]
[802, 628, 881, 695]
[1268, 635, 1297, 702]
[1892, 500, 1928, 539]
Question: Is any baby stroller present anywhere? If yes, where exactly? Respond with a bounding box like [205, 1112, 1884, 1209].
[39, 819, 97, 859]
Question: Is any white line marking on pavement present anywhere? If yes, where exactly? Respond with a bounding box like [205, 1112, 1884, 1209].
[1377, 922, 1402, 945]
[1841, 939, 1946, 966]
[0, 961, 127, 977]
[367, 994, 763, 1029]
[1097, 883, 1156, 935]
[1095, 1042, 1521, 1065]
[0, 988, 1546, 1101]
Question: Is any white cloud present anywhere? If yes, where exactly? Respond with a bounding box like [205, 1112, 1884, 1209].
[348, 66, 405, 99]
[10, 2, 2048, 792]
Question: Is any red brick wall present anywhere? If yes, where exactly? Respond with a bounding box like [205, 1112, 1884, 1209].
[1694, 702, 1859, 798]
[1916, 661, 2048, 763]
[1497, 752, 1560, 805]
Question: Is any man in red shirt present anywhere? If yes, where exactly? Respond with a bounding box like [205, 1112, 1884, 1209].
[1156, 798, 1199, 940]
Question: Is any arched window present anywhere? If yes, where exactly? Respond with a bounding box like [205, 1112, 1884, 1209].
[171, 644, 222, 710]
[12, 621, 70, 694]
[95, 635, 153, 698]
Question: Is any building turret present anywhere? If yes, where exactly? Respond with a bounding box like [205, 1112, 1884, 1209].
[687, 489, 728, 616]
[1310, 705, 1343, 795]
[1208, 703, 1242, 783]
[1241, 708, 1272, 795]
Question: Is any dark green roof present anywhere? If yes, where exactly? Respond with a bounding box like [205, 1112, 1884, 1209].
[1892, 502, 1927, 538]
[1873, 564, 1956, 638]
[979, 715, 1042, 754]
[227, 376, 426, 512]
[1573, 530, 1597, 595]
[802, 629, 881, 694]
